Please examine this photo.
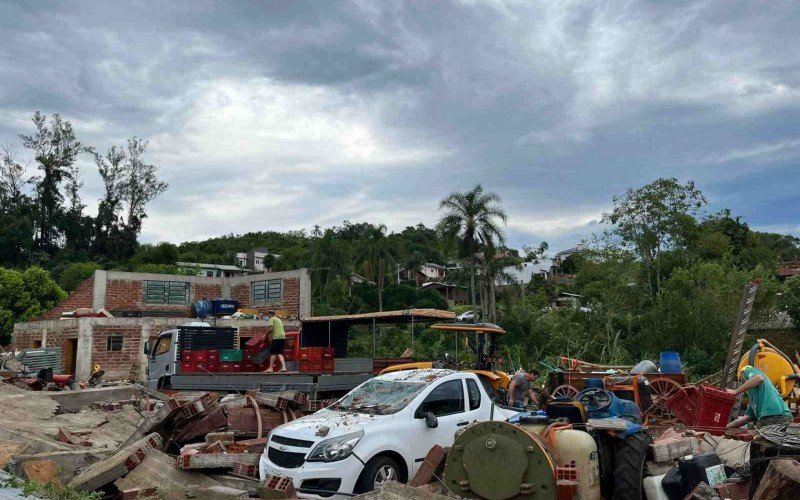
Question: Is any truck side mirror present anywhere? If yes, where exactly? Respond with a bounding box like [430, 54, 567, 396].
[143, 342, 152, 355]
[425, 412, 439, 428]
[415, 408, 438, 428]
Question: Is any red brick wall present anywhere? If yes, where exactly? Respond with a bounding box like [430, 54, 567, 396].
[36, 277, 95, 320]
[105, 279, 145, 311]
[92, 325, 142, 380]
[231, 277, 301, 316]
[105, 279, 221, 316]
[192, 283, 222, 302]
[10, 325, 79, 374]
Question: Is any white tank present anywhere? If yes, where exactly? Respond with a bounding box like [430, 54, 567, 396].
[552, 428, 601, 500]
[644, 474, 670, 500]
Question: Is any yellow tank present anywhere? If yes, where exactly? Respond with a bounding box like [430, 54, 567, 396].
[738, 339, 800, 397]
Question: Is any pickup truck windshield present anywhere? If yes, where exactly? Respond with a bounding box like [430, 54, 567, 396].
[330, 378, 427, 415]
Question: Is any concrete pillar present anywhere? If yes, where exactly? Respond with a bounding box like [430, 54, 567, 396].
[221, 277, 232, 299]
[138, 322, 151, 383]
[75, 318, 93, 381]
[93, 270, 108, 311]
[299, 269, 312, 318]
[41, 329, 48, 348]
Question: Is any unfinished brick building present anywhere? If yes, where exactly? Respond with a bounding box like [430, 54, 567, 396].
[12, 269, 311, 381]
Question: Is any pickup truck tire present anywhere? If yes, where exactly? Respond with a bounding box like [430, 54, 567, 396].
[613, 432, 651, 500]
[355, 455, 403, 493]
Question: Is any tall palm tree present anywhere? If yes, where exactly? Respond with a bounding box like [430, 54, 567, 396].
[356, 224, 397, 311]
[437, 185, 507, 320]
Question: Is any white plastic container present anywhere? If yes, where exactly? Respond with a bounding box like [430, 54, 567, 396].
[644, 475, 669, 500]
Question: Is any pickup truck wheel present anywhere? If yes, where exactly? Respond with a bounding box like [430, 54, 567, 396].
[355, 455, 402, 493]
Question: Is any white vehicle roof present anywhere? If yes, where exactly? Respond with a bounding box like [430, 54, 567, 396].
[375, 368, 460, 383]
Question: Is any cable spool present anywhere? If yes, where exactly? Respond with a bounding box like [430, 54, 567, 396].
[444, 420, 557, 499]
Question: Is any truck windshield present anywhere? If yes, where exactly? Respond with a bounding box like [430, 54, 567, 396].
[329, 379, 427, 415]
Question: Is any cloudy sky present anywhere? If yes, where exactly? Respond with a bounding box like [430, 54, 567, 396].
[1, 0, 798, 253]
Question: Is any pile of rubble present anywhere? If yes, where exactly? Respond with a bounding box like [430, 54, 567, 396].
[0, 382, 333, 499]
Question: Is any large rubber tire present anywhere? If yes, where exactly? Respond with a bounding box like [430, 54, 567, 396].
[613, 432, 651, 500]
[354, 455, 403, 494]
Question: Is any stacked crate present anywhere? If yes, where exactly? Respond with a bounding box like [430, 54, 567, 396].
[299, 347, 335, 373]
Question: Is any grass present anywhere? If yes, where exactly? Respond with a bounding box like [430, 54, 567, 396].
[0, 474, 101, 500]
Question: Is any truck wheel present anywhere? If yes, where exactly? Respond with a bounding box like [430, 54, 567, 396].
[355, 455, 402, 493]
[613, 432, 651, 500]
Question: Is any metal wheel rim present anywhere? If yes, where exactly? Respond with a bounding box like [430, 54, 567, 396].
[374, 465, 397, 489]
[552, 384, 580, 400]
[645, 377, 682, 422]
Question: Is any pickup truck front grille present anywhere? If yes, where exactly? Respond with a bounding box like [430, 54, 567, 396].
[268, 447, 306, 469]
[271, 434, 314, 448]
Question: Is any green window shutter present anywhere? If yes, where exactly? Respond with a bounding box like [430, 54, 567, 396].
[144, 281, 189, 305]
[252, 279, 282, 303]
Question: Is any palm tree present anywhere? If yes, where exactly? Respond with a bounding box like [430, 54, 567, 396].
[399, 250, 426, 284]
[356, 224, 397, 311]
[437, 185, 507, 321]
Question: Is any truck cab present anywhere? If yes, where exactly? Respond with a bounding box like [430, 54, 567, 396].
[258, 368, 517, 497]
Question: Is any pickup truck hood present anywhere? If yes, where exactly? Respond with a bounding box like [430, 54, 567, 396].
[276, 409, 392, 439]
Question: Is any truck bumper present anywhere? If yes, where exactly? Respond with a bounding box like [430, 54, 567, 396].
[259, 452, 362, 498]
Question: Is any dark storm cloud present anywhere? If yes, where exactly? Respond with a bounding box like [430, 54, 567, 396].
[1, 0, 798, 251]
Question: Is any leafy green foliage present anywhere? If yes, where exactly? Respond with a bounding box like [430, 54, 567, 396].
[782, 276, 800, 330]
[0, 266, 66, 344]
[56, 261, 101, 292]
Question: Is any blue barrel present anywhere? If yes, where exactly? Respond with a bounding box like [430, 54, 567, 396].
[192, 299, 212, 318]
[660, 351, 683, 374]
[211, 299, 238, 316]
[585, 378, 604, 389]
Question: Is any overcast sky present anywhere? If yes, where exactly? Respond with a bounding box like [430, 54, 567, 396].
[1, 0, 798, 253]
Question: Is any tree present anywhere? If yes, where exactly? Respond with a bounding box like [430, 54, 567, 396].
[56, 261, 101, 292]
[356, 224, 396, 311]
[602, 178, 706, 298]
[0, 145, 35, 267]
[93, 145, 127, 262]
[119, 138, 168, 257]
[783, 276, 800, 331]
[438, 185, 507, 320]
[0, 267, 66, 345]
[19, 112, 89, 256]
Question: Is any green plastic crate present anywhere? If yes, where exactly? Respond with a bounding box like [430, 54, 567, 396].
[220, 349, 243, 362]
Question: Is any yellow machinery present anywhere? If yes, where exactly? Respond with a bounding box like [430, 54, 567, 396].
[378, 322, 511, 390]
[738, 338, 800, 400]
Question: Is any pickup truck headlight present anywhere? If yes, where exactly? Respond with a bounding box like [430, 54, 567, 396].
[306, 431, 364, 462]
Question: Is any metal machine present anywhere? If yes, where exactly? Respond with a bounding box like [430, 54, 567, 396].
[443, 417, 649, 500]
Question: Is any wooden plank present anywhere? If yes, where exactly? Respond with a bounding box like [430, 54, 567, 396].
[753, 459, 800, 500]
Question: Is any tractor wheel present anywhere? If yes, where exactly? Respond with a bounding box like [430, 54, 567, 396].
[613, 432, 651, 500]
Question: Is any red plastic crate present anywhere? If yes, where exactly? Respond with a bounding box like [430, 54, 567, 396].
[696, 385, 736, 428]
[182, 350, 194, 362]
[241, 360, 255, 372]
[193, 350, 209, 362]
[666, 386, 702, 426]
[220, 362, 233, 373]
[322, 348, 335, 360]
[323, 360, 335, 373]
[206, 360, 220, 373]
[300, 348, 324, 361]
[194, 361, 208, 373]
[245, 335, 269, 357]
[208, 350, 220, 361]
[300, 359, 324, 373]
[180, 361, 194, 373]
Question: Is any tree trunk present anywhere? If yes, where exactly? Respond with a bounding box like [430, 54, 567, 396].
[470, 240, 477, 323]
[378, 258, 384, 312]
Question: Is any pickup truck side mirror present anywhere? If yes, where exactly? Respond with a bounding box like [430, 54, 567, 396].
[415, 408, 438, 428]
[143, 342, 152, 355]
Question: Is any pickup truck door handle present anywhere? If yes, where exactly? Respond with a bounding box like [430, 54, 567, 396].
[457, 421, 469, 426]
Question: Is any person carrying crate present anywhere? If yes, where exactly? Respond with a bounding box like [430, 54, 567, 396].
[264, 310, 287, 372]
[726, 365, 793, 429]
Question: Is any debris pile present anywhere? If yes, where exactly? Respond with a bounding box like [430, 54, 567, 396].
[0, 381, 334, 498]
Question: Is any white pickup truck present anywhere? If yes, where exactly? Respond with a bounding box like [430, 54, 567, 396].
[259, 368, 517, 498]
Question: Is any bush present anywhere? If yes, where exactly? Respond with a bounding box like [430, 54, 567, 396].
[57, 262, 101, 292]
